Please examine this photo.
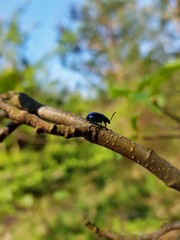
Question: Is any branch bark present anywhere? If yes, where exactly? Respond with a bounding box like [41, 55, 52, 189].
[0, 91, 180, 191]
[0, 121, 21, 142]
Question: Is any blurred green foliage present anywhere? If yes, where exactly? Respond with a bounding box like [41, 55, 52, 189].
[0, 1, 180, 239]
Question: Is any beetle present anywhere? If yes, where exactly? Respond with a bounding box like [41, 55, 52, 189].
[86, 112, 116, 128]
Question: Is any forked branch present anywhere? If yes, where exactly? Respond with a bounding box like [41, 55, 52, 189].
[0, 92, 180, 191]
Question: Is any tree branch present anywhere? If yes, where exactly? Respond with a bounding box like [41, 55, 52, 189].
[151, 97, 180, 123]
[85, 220, 180, 240]
[0, 121, 21, 142]
[143, 134, 180, 140]
[0, 92, 180, 191]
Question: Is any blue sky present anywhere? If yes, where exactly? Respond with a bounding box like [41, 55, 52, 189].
[0, 0, 82, 62]
[0, 0, 87, 92]
[1, 0, 179, 95]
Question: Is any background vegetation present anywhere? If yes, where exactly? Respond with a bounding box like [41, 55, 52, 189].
[0, 0, 180, 239]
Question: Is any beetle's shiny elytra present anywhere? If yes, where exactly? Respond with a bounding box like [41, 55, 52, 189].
[86, 112, 116, 127]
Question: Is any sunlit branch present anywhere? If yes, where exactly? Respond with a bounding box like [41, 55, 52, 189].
[0, 121, 21, 142]
[0, 92, 180, 192]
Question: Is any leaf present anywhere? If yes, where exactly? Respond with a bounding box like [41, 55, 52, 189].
[148, 59, 180, 94]
[109, 86, 130, 98]
[6, 18, 22, 44]
[130, 115, 138, 131]
[53, 190, 70, 201]
[128, 91, 150, 102]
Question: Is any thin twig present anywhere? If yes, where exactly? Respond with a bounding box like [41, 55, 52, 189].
[140, 221, 180, 240]
[85, 220, 180, 240]
[143, 134, 180, 140]
[151, 97, 180, 123]
[0, 121, 21, 142]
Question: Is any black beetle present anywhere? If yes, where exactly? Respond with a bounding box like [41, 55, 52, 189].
[86, 112, 116, 127]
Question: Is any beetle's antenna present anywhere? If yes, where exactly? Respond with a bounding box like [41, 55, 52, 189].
[109, 112, 116, 122]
